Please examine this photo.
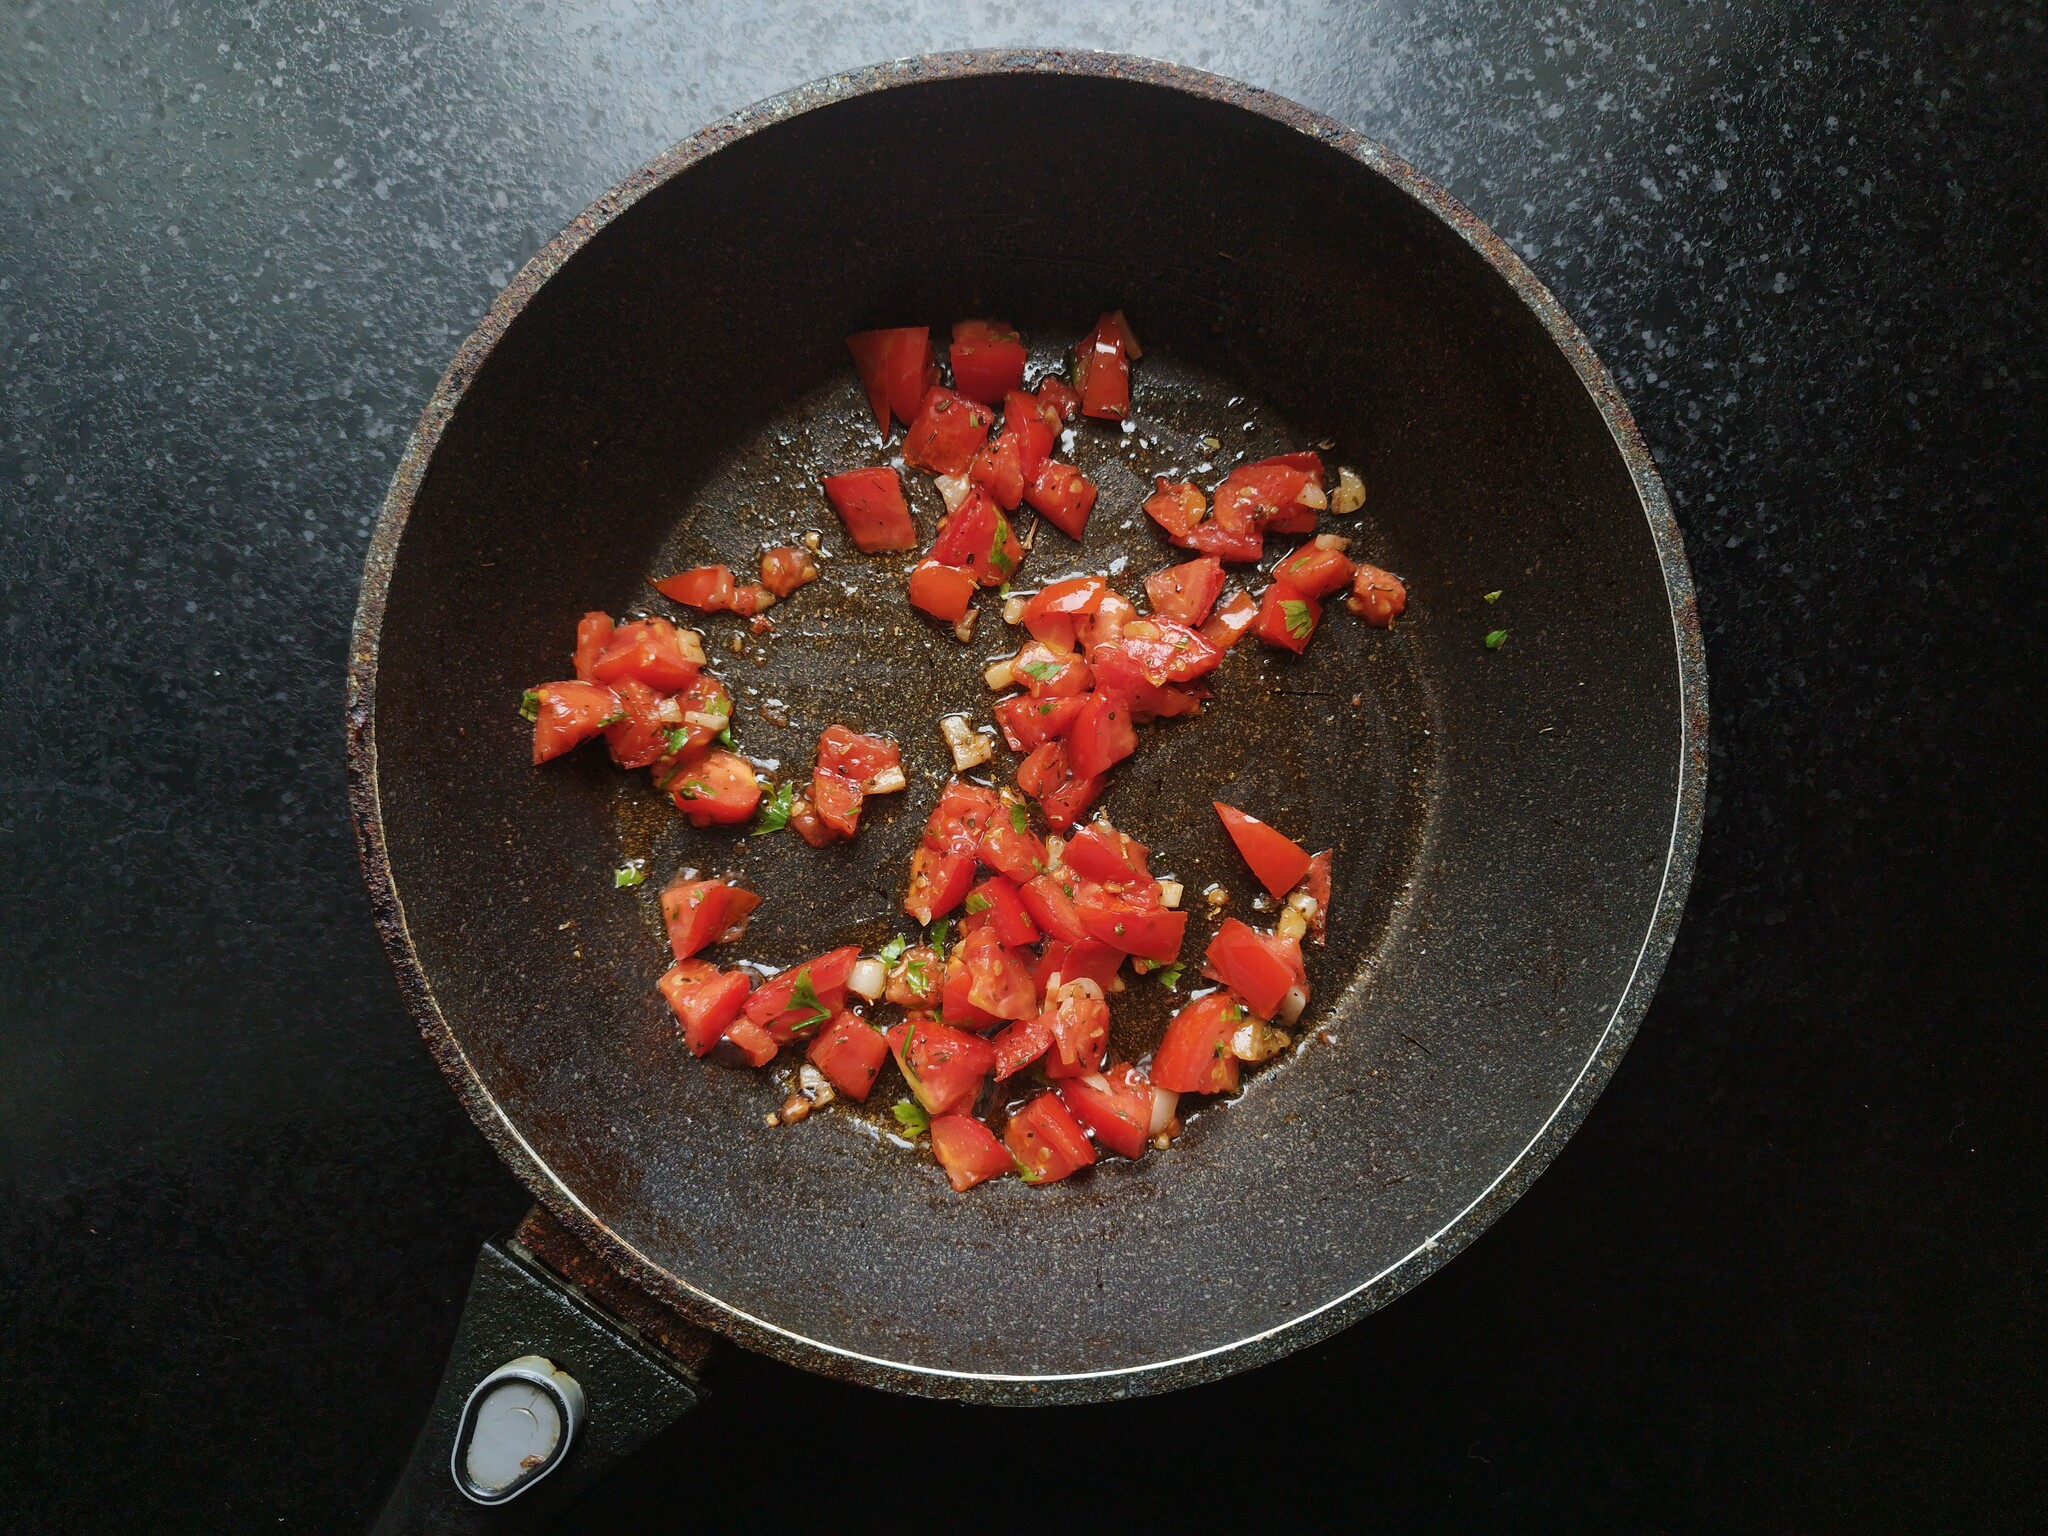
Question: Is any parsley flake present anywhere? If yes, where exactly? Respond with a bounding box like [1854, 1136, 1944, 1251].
[613, 864, 647, 889]
[1008, 802, 1030, 834]
[989, 515, 1016, 575]
[892, 1099, 930, 1136]
[1281, 599, 1315, 641]
[1014, 1156, 1045, 1184]
[1154, 962, 1185, 989]
[926, 919, 950, 955]
[785, 971, 830, 1033]
[518, 689, 541, 722]
[1484, 628, 1508, 651]
[963, 892, 994, 915]
[877, 934, 910, 965]
[750, 780, 796, 835]
[1020, 660, 1061, 682]
[1483, 589, 1503, 603]
[665, 725, 692, 753]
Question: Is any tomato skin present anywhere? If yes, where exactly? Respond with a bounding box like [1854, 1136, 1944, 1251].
[967, 429, 1026, 510]
[990, 1012, 1053, 1079]
[1002, 390, 1057, 477]
[1022, 459, 1097, 541]
[602, 678, 674, 770]
[1059, 1062, 1154, 1159]
[1347, 562, 1408, 627]
[1202, 919, 1305, 1020]
[1006, 1093, 1097, 1183]
[1143, 478, 1207, 539]
[976, 815, 1048, 883]
[654, 564, 737, 610]
[1302, 849, 1333, 944]
[904, 387, 996, 475]
[949, 319, 1028, 405]
[818, 724, 900, 785]
[1019, 874, 1089, 944]
[1075, 319, 1130, 421]
[531, 680, 623, 764]
[1214, 802, 1313, 898]
[1150, 990, 1246, 1094]
[1032, 936, 1123, 994]
[1145, 556, 1225, 627]
[1254, 582, 1323, 654]
[1273, 542, 1355, 599]
[888, 1019, 996, 1116]
[904, 845, 976, 926]
[659, 962, 753, 1057]
[573, 611, 615, 681]
[590, 618, 702, 692]
[929, 1113, 1014, 1191]
[1036, 375, 1081, 424]
[805, 1012, 890, 1100]
[845, 326, 935, 436]
[1076, 886, 1185, 963]
[993, 693, 1084, 754]
[962, 875, 1042, 949]
[810, 766, 864, 837]
[907, 558, 978, 624]
[1065, 691, 1137, 780]
[939, 949, 1003, 1030]
[745, 945, 861, 1041]
[1010, 639, 1091, 697]
[932, 488, 1022, 587]
[823, 466, 919, 553]
[924, 779, 1003, 856]
[1063, 820, 1151, 885]
[1199, 589, 1259, 650]
[667, 750, 761, 826]
[961, 924, 1038, 1019]
[660, 876, 760, 962]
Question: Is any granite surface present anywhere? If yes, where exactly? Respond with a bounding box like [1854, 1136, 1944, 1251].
[2, 2, 2041, 1530]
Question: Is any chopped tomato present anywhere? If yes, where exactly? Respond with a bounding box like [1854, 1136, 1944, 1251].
[967, 429, 1026, 510]
[667, 750, 761, 826]
[573, 611, 614, 681]
[602, 678, 673, 770]
[990, 1013, 1053, 1080]
[1099, 310, 1142, 358]
[924, 779, 1003, 856]
[1007, 1093, 1096, 1184]
[889, 1019, 996, 1116]
[1302, 849, 1333, 944]
[1187, 459, 1320, 561]
[962, 875, 1041, 949]
[530, 680, 622, 764]
[1127, 683, 1206, 724]
[949, 319, 1027, 405]
[723, 1017, 779, 1068]
[1214, 802, 1313, 898]
[1036, 375, 1081, 424]
[1096, 621, 1223, 685]
[1039, 984, 1111, 1079]
[939, 947, 1003, 1030]
[810, 766, 864, 838]
[1176, 518, 1264, 562]
[790, 795, 841, 848]
[653, 564, 736, 611]
[1202, 919, 1306, 1021]
[659, 961, 753, 1057]
[1042, 772, 1105, 831]
[930, 1113, 1013, 1191]
[1076, 588, 1135, 652]
[1021, 575, 1108, 647]
[822, 466, 919, 553]
[729, 583, 776, 618]
[907, 558, 977, 623]
[1143, 478, 1206, 539]
[1059, 1062, 1153, 1159]
[1150, 990, 1246, 1094]
[1002, 390, 1057, 476]
[1016, 741, 1105, 831]
[817, 724, 900, 786]
[1076, 884, 1185, 963]
[590, 617, 702, 692]
[1273, 539, 1355, 599]
[961, 924, 1038, 1020]
[1063, 819, 1151, 885]
[845, 326, 935, 436]
[745, 945, 860, 1041]
[903, 387, 995, 475]
[660, 876, 760, 962]
[1022, 459, 1096, 541]
[931, 487, 1021, 586]
[1254, 582, 1322, 654]
[1258, 450, 1327, 530]
[976, 812, 1048, 883]
[1085, 649, 1209, 722]
[905, 845, 976, 926]
[885, 944, 941, 1010]
[1199, 589, 1260, 650]
[1347, 562, 1408, 627]
[759, 546, 819, 598]
[805, 1012, 890, 1100]
[1065, 691, 1137, 779]
[1019, 874, 1089, 944]
[993, 692, 1087, 753]
[1032, 936, 1124, 994]
[1074, 316, 1130, 420]
[645, 672, 730, 768]
[1145, 556, 1225, 627]
[1010, 639, 1091, 697]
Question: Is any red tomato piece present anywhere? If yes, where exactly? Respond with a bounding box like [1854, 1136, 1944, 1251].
[723, 1017, 779, 1068]
[1063, 819, 1151, 885]
[1021, 575, 1107, 643]
[822, 466, 919, 553]
[530, 680, 622, 764]
[760, 546, 819, 598]
[1023, 459, 1097, 541]
[962, 875, 1042, 949]
[949, 319, 1027, 405]
[602, 678, 673, 770]
[931, 487, 1022, 587]
[967, 429, 1026, 510]
[1002, 390, 1057, 477]
[884, 944, 941, 1011]
[889, 1019, 996, 1116]
[929, 1113, 1013, 1191]
[660, 876, 760, 962]
[1010, 639, 1091, 697]
[1273, 540, 1356, 599]
[1214, 802, 1313, 899]
[1143, 478, 1206, 539]
[993, 693, 1087, 754]
[1076, 886, 1184, 963]
[1302, 849, 1333, 944]
[939, 947, 1003, 1030]
[1019, 874, 1089, 945]
[729, 583, 777, 618]
[1007, 1093, 1096, 1183]
[1065, 691, 1137, 779]
[745, 945, 861, 1042]
[961, 925, 1037, 1020]
[1038, 984, 1111, 1079]
[810, 765, 864, 838]
[817, 724, 900, 785]
[1058, 1062, 1154, 1159]
[573, 611, 614, 681]
[1036, 375, 1081, 423]
[907, 558, 977, 624]
[1098, 309, 1142, 358]
[1042, 772, 1105, 831]
[903, 387, 995, 475]
[1031, 937, 1124, 995]
[1176, 518, 1264, 562]
[990, 1012, 1054, 1080]
[1145, 556, 1225, 627]
[1202, 919, 1306, 1021]
[644, 673, 730, 775]
[904, 844, 976, 926]
[1256, 452, 1327, 532]
[1200, 589, 1260, 650]
[924, 779, 1003, 856]
[1074, 318, 1130, 421]
[789, 795, 841, 849]
[845, 326, 935, 437]
[1016, 742, 1106, 832]
[1077, 588, 1135, 653]
[659, 962, 753, 1057]
[1348, 562, 1408, 627]
[1150, 990, 1246, 1094]
[667, 750, 761, 826]
[1216, 461, 1314, 530]
[653, 564, 736, 611]
[975, 809, 1047, 882]
[1254, 582, 1322, 654]
[590, 617, 702, 693]
[805, 1012, 890, 1100]
[1101, 621, 1224, 685]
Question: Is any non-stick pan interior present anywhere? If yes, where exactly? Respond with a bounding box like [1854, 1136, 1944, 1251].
[363, 62, 1695, 1398]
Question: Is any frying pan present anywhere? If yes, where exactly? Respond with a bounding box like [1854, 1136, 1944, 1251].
[347, 50, 1705, 1527]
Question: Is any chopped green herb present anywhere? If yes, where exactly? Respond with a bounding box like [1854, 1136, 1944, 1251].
[1483, 589, 1503, 603]
[785, 971, 830, 1034]
[665, 725, 692, 753]
[892, 1099, 931, 1136]
[999, 581, 1014, 598]
[1484, 628, 1508, 651]
[1019, 660, 1062, 682]
[750, 780, 796, 835]
[1154, 962, 1185, 989]
[1008, 802, 1031, 834]
[675, 780, 711, 801]
[989, 515, 1016, 575]
[1037, 701, 1056, 715]
[1014, 1156, 1044, 1184]
[518, 689, 541, 722]
[877, 934, 910, 965]
[1225, 1003, 1246, 1022]
[1281, 599, 1315, 641]
[613, 864, 647, 889]
[963, 892, 994, 916]
[716, 723, 735, 748]
[903, 957, 930, 993]
[926, 919, 950, 955]
[598, 711, 626, 728]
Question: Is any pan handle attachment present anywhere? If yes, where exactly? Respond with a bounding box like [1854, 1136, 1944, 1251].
[370, 1218, 709, 1534]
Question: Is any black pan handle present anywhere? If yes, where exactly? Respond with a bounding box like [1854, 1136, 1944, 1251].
[371, 1228, 704, 1534]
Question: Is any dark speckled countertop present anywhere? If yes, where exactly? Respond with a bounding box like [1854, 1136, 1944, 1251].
[3, 4, 2041, 1531]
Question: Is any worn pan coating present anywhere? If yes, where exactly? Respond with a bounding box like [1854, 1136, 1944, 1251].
[345, 52, 1706, 1405]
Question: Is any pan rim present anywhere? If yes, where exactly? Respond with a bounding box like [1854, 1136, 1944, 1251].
[345, 47, 1708, 1403]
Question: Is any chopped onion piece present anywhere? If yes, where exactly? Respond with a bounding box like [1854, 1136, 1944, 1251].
[1297, 482, 1327, 510]
[865, 765, 907, 795]
[1123, 618, 1161, 642]
[1044, 835, 1065, 872]
[1060, 976, 1106, 1003]
[847, 958, 887, 1001]
[676, 628, 707, 665]
[683, 709, 727, 730]
[1286, 891, 1319, 918]
[983, 658, 1015, 691]
[799, 1064, 837, 1107]
[654, 696, 685, 725]
[1157, 880, 1184, 909]
[940, 715, 992, 771]
[935, 471, 971, 512]
[952, 607, 980, 644]
[1148, 1087, 1180, 1135]
[1002, 594, 1028, 626]
[803, 530, 823, 550]
[1312, 532, 1351, 552]
[1277, 905, 1310, 942]
[1278, 984, 1309, 1025]
[1331, 466, 1366, 514]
